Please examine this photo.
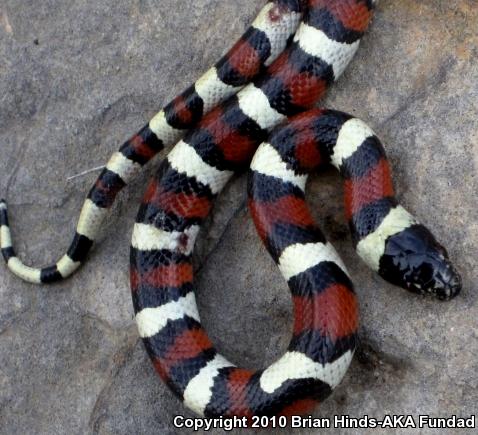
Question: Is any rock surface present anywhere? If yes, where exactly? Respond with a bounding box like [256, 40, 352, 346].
[0, 0, 477, 434]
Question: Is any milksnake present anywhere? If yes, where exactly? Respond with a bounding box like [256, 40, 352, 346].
[0, 0, 462, 418]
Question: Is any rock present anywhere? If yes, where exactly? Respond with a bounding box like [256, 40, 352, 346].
[0, 1, 477, 433]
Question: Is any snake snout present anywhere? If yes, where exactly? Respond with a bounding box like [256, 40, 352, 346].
[426, 260, 462, 301]
[406, 249, 462, 301]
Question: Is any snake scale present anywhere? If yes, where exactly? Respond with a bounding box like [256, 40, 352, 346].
[0, 0, 462, 418]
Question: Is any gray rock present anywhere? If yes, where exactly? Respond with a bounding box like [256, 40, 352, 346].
[0, 1, 477, 434]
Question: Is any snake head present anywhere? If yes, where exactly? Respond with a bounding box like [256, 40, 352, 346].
[379, 225, 462, 301]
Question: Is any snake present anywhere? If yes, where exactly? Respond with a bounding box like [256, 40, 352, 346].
[0, 0, 462, 418]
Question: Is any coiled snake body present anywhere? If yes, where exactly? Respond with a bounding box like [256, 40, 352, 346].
[0, 0, 462, 417]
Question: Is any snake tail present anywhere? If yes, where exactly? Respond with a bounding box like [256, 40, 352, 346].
[0, 0, 303, 284]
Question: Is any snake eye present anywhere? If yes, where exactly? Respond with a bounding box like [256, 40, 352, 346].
[410, 260, 434, 293]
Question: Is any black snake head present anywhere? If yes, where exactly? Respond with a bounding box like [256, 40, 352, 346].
[379, 225, 462, 301]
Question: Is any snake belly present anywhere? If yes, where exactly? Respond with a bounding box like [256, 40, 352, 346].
[131, 1, 375, 417]
[0, 0, 302, 283]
